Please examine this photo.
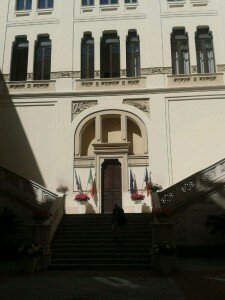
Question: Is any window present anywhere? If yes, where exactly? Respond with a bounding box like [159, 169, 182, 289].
[195, 27, 215, 74]
[82, 0, 94, 5]
[126, 30, 140, 77]
[37, 0, 54, 9]
[125, 0, 137, 3]
[34, 36, 51, 80]
[81, 33, 94, 79]
[16, 0, 32, 10]
[11, 37, 29, 81]
[100, 0, 118, 5]
[171, 28, 190, 75]
[101, 32, 120, 78]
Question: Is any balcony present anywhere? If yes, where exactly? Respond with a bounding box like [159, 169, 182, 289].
[75, 77, 146, 91]
[167, 73, 223, 88]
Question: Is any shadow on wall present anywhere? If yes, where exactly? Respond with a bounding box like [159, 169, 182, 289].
[0, 69, 44, 185]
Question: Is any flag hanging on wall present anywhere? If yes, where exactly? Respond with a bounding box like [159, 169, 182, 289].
[87, 168, 96, 198]
[74, 170, 83, 194]
[130, 168, 134, 194]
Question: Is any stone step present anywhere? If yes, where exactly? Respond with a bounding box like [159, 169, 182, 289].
[51, 253, 150, 259]
[48, 263, 152, 271]
[50, 257, 151, 264]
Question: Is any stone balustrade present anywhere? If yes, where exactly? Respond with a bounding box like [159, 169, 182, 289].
[158, 158, 225, 211]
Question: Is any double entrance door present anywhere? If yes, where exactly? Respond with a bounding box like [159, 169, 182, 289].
[101, 159, 122, 213]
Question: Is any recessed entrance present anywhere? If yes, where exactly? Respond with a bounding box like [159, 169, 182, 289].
[101, 159, 122, 213]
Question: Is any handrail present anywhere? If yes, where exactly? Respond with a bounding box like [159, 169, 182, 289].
[0, 164, 58, 208]
[158, 158, 225, 210]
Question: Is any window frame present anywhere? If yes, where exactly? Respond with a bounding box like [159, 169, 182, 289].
[33, 35, 52, 80]
[81, 0, 94, 6]
[126, 31, 141, 77]
[10, 36, 29, 81]
[171, 29, 190, 75]
[100, 0, 118, 5]
[37, 0, 54, 9]
[81, 34, 95, 79]
[195, 28, 215, 74]
[16, 0, 32, 11]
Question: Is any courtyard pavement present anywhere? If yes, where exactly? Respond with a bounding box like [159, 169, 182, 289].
[0, 258, 225, 300]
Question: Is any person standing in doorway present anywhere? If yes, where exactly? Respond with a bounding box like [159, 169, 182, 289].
[112, 203, 126, 244]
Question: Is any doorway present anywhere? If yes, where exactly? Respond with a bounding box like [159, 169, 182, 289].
[101, 159, 122, 213]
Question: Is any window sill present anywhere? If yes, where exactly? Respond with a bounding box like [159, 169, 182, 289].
[100, 5, 119, 12]
[15, 10, 31, 17]
[167, 1, 186, 8]
[124, 3, 138, 10]
[81, 5, 95, 13]
[190, 0, 209, 7]
[36, 8, 53, 15]
[75, 77, 146, 91]
[167, 73, 223, 88]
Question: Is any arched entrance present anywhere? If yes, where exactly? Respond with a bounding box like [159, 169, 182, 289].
[101, 159, 122, 213]
[74, 110, 149, 214]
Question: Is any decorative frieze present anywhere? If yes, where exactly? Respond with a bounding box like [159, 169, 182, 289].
[141, 67, 172, 75]
[181, 182, 195, 193]
[217, 65, 225, 72]
[161, 192, 175, 204]
[72, 100, 98, 119]
[168, 73, 223, 87]
[123, 98, 150, 114]
[76, 77, 146, 91]
[51, 71, 81, 79]
[201, 169, 216, 181]
[4, 81, 55, 93]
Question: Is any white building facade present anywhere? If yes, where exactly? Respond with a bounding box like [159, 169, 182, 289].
[0, 0, 225, 214]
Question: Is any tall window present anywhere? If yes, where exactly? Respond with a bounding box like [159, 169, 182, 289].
[125, 0, 137, 3]
[82, 0, 94, 5]
[171, 28, 190, 75]
[11, 37, 29, 81]
[16, 0, 32, 10]
[195, 27, 215, 74]
[126, 30, 140, 77]
[81, 33, 94, 79]
[100, 0, 118, 5]
[34, 36, 51, 80]
[101, 32, 120, 78]
[37, 0, 54, 9]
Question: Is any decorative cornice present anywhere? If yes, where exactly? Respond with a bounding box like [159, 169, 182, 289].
[72, 100, 98, 119]
[123, 98, 150, 114]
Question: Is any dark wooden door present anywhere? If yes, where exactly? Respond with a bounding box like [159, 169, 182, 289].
[102, 159, 122, 213]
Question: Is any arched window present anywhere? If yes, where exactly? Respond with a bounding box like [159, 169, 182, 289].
[195, 27, 215, 74]
[11, 36, 29, 81]
[34, 35, 51, 80]
[171, 28, 190, 75]
[81, 33, 94, 79]
[126, 30, 140, 77]
[100, 32, 120, 78]
[16, 0, 32, 10]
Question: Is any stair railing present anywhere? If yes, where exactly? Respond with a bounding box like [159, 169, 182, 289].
[158, 158, 225, 211]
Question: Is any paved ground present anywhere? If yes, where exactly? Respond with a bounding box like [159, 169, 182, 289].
[0, 258, 225, 300]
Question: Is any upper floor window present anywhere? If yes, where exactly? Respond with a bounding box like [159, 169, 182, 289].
[81, 33, 94, 79]
[16, 0, 32, 10]
[126, 30, 140, 77]
[171, 28, 190, 75]
[11, 36, 29, 81]
[125, 0, 137, 3]
[82, 0, 94, 5]
[37, 0, 54, 9]
[101, 32, 120, 78]
[195, 27, 215, 74]
[100, 0, 118, 5]
[34, 35, 51, 80]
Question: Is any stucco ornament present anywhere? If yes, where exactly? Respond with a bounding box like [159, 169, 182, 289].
[72, 101, 98, 118]
[123, 98, 150, 114]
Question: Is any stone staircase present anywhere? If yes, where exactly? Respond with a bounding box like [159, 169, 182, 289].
[49, 214, 153, 270]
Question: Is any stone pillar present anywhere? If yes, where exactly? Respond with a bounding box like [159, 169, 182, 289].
[119, 31, 127, 77]
[94, 33, 101, 78]
[121, 114, 127, 142]
[95, 115, 101, 142]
